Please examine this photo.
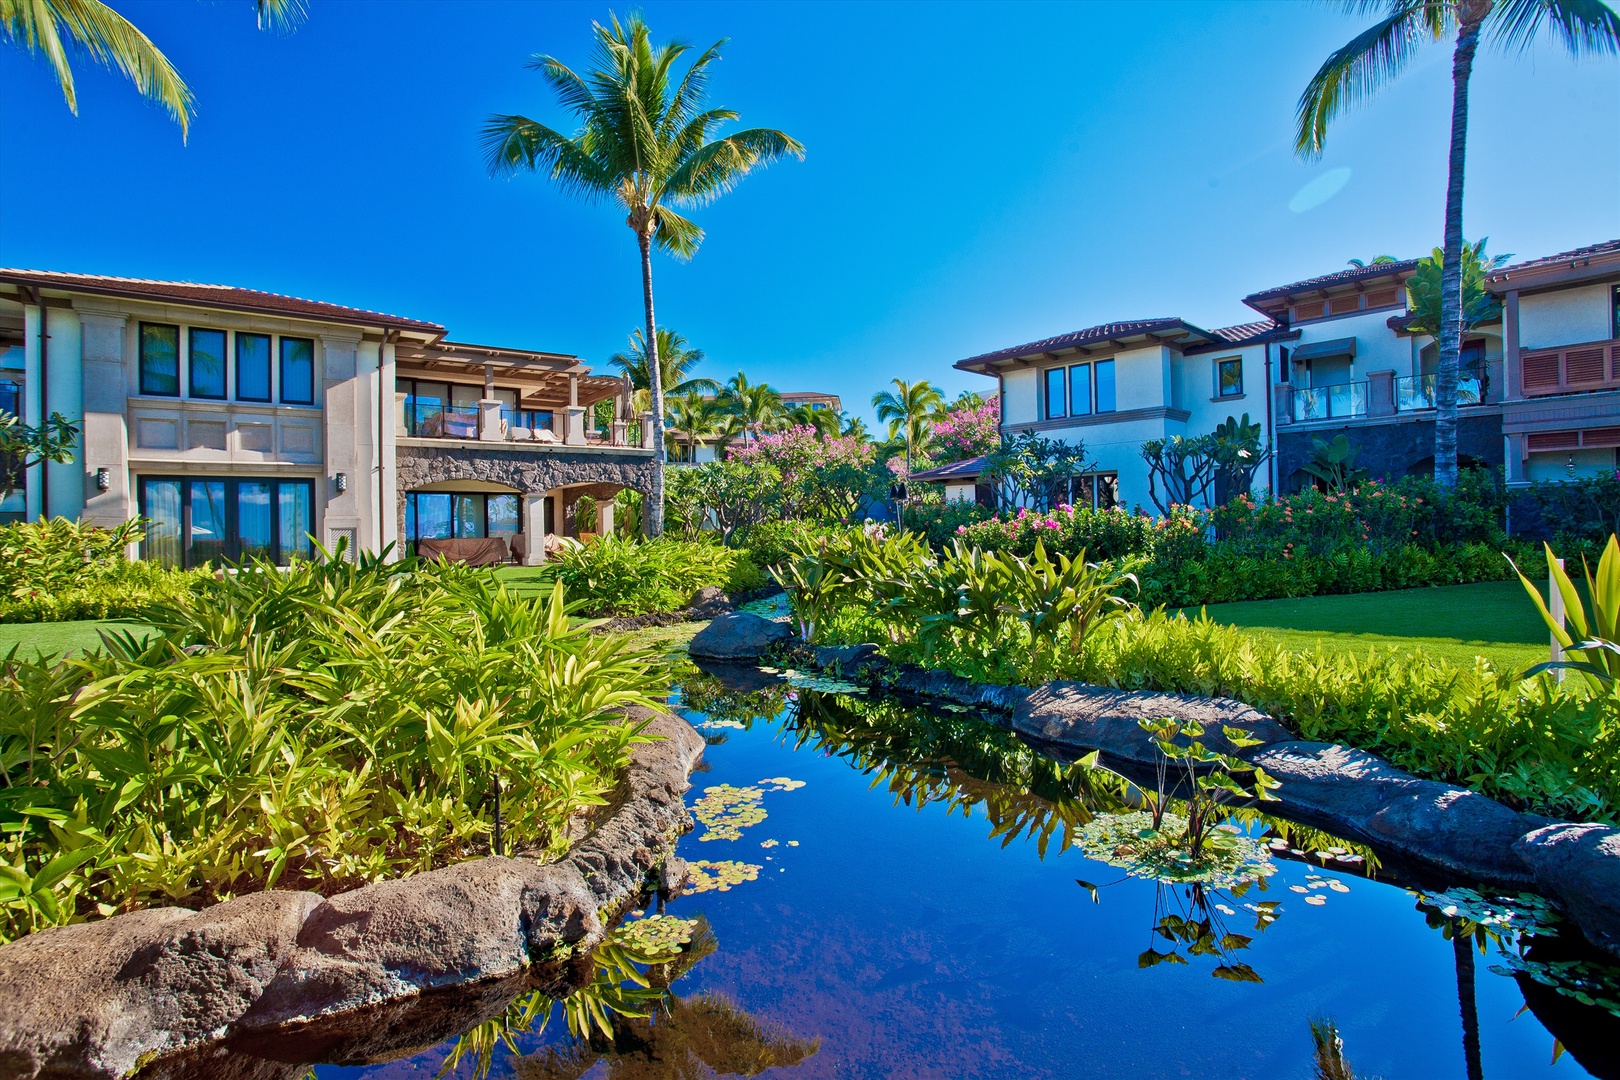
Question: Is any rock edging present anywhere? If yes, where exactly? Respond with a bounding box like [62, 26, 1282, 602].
[797, 642, 1620, 958]
[0, 707, 704, 1080]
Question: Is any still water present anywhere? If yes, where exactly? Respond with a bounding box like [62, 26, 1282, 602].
[304, 667, 1614, 1080]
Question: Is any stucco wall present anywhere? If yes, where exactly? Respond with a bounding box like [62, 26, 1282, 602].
[1000, 367, 1038, 426]
[1519, 284, 1613, 349]
[1287, 308, 1418, 382]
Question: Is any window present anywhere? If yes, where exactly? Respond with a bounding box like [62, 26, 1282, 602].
[1094, 360, 1116, 413]
[1072, 471, 1119, 511]
[236, 333, 272, 401]
[188, 328, 227, 399]
[404, 491, 521, 542]
[1044, 367, 1067, 420]
[1217, 357, 1243, 398]
[1068, 362, 1091, 416]
[139, 323, 180, 396]
[280, 337, 315, 404]
[138, 476, 314, 567]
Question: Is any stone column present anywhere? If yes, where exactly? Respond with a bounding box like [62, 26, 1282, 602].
[596, 498, 615, 538]
[478, 399, 505, 442]
[77, 308, 130, 530]
[1503, 290, 1522, 402]
[564, 406, 588, 446]
[640, 411, 656, 449]
[522, 494, 548, 565]
[1271, 384, 1294, 426]
[611, 420, 629, 446]
[1505, 433, 1527, 484]
[395, 391, 409, 438]
[1367, 370, 1396, 417]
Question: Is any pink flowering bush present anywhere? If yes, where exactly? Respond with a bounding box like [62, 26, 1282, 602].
[728, 426, 882, 523]
[930, 395, 1000, 463]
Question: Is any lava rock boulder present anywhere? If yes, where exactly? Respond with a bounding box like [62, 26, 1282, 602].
[687, 612, 792, 661]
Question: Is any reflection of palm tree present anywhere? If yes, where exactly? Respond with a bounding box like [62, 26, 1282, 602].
[1309, 1017, 1358, 1080]
[514, 991, 819, 1080]
[1453, 930, 1483, 1080]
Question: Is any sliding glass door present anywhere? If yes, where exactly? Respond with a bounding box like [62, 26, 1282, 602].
[139, 477, 315, 567]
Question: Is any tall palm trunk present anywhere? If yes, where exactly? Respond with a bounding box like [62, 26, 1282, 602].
[1454, 931, 1483, 1080]
[638, 232, 666, 537]
[1435, 4, 1487, 490]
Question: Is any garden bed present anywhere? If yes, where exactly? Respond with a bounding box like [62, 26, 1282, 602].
[0, 707, 705, 1080]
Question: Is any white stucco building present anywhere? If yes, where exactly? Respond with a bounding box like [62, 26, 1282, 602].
[0, 270, 655, 564]
[946, 239, 1617, 511]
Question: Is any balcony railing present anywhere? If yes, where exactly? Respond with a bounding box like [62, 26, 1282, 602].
[406, 403, 480, 439]
[1291, 382, 1367, 422]
[401, 395, 651, 449]
[1394, 373, 1484, 412]
[1520, 338, 1620, 397]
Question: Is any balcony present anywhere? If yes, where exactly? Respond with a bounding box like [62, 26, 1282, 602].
[1520, 338, 1620, 397]
[399, 398, 648, 449]
[1290, 382, 1367, 422]
[1281, 370, 1491, 426]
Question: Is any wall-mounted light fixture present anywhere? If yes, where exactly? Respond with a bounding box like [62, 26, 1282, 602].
[1567, 454, 1578, 478]
[95, 467, 110, 492]
[335, 472, 348, 493]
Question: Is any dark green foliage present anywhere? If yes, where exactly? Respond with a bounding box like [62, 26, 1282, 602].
[0, 554, 661, 941]
[553, 536, 745, 615]
[0, 518, 208, 623]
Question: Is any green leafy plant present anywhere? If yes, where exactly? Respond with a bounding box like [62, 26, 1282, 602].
[0, 554, 661, 942]
[1515, 534, 1620, 687]
[1300, 435, 1366, 494]
[552, 534, 742, 615]
[0, 411, 77, 506]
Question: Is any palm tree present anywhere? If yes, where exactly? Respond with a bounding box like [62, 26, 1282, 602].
[665, 390, 723, 461]
[1297, 0, 1620, 489]
[841, 414, 870, 442]
[1346, 255, 1399, 268]
[483, 15, 803, 536]
[719, 372, 783, 443]
[871, 378, 946, 475]
[1, 0, 304, 141]
[610, 327, 719, 399]
[784, 402, 841, 438]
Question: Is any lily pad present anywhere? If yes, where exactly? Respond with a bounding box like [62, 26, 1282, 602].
[685, 860, 762, 894]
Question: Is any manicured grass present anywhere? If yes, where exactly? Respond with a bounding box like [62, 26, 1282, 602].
[0, 620, 156, 662]
[493, 565, 557, 599]
[1181, 580, 1555, 672]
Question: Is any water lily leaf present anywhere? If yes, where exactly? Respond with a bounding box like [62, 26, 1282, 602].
[1211, 962, 1263, 983]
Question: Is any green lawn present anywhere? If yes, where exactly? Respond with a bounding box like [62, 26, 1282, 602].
[1183, 580, 1555, 672]
[0, 620, 156, 662]
[493, 565, 557, 600]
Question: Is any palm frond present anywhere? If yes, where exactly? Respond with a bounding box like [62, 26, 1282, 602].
[254, 0, 307, 32]
[650, 205, 704, 259]
[480, 114, 611, 199]
[1490, 0, 1620, 55]
[664, 127, 806, 206]
[1295, 1, 1435, 157]
[2, 0, 193, 136]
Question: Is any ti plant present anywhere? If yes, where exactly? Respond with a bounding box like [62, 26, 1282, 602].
[1514, 534, 1619, 688]
[1003, 540, 1138, 676]
[1138, 717, 1280, 867]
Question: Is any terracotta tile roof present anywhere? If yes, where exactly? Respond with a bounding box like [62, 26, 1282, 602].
[911, 455, 988, 481]
[1243, 259, 1418, 306]
[954, 317, 1208, 371]
[1488, 239, 1620, 279]
[1208, 319, 1281, 343]
[0, 268, 444, 333]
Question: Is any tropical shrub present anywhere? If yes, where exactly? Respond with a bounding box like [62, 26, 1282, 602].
[0, 555, 660, 942]
[928, 394, 1000, 463]
[728, 426, 884, 524]
[1516, 535, 1620, 689]
[553, 535, 743, 615]
[899, 497, 991, 549]
[0, 517, 208, 623]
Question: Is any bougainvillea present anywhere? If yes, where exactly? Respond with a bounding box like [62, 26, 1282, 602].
[729, 425, 882, 521]
[930, 395, 1000, 464]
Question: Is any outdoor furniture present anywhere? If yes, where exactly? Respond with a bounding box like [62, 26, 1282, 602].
[416, 536, 510, 566]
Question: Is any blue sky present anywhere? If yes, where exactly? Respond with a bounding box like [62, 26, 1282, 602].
[2, 1, 1616, 423]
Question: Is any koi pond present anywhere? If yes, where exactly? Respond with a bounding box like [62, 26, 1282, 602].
[221, 666, 1619, 1080]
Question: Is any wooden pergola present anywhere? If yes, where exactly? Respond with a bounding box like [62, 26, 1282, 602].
[393, 339, 625, 413]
